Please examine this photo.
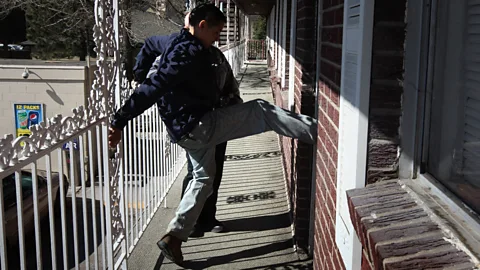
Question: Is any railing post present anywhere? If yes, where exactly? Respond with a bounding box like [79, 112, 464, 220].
[234, 4, 238, 42]
[227, 0, 230, 47]
[215, 0, 220, 47]
[113, 0, 128, 268]
[94, 0, 126, 268]
[96, 0, 116, 266]
[245, 15, 249, 62]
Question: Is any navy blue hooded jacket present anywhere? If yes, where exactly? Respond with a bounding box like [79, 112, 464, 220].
[111, 29, 222, 142]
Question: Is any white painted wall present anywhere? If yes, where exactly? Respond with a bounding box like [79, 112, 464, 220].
[0, 63, 96, 175]
[0, 65, 95, 136]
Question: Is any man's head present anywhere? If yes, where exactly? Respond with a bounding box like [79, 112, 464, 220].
[187, 4, 226, 48]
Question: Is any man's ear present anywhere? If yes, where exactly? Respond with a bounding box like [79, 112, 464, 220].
[198, 20, 208, 29]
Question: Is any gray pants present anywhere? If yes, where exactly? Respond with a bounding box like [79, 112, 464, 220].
[167, 99, 316, 241]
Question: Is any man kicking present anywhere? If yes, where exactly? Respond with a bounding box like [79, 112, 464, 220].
[109, 4, 316, 265]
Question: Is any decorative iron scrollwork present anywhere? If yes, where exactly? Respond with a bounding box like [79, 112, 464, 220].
[93, 0, 125, 244]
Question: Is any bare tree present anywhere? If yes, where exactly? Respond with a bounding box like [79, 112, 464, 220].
[1, 0, 186, 64]
[1, 0, 92, 28]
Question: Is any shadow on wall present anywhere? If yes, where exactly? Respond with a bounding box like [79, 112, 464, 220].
[46, 89, 65, 105]
[30, 70, 65, 106]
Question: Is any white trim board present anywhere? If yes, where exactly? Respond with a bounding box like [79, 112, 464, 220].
[335, 0, 375, 269]
[399, 0, 428, 178]
[281, 0, 288, 87]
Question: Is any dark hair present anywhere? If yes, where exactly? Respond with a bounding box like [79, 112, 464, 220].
[189, 3, 226, 27]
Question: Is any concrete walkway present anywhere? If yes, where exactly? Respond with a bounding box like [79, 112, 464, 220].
[127, 63, 313, 270]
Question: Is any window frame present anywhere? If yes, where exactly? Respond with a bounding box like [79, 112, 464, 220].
[409, 0, 480, 215]
[401, 0, 480, 258]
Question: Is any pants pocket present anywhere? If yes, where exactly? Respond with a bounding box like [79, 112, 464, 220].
[189, 113, 215, 145]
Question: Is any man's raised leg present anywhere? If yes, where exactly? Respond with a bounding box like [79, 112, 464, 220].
[196, 99, 317, 148]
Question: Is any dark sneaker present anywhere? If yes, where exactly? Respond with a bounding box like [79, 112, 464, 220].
[189, 226, 205, 238]
[188, 220, 226, 238]
[210, 222, 225, 233]
[205, 219, 226, 233]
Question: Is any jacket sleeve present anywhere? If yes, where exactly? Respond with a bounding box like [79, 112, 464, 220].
[133, 35, 173, 83]
[111, 37, 202, 129]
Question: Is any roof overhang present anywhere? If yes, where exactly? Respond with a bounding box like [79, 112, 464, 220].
[233, 0, 275, 16]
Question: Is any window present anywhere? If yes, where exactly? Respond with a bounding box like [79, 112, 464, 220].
[424, 0, 480, 214]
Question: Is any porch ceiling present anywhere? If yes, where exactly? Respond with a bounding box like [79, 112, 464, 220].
[234, 0, 275, 16]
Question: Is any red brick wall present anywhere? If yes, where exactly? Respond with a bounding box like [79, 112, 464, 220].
[270, 0, 407, 268]
[270, 0, 294, 225]
[359, 0, 407, 267]
[367, 0, 406, 183]
[269, 2, 291, 205]
[270, 0, 317, 251]
[289, 0, 318, 250]
[277, 0, 293, 227]
[313, 0, 344, 269]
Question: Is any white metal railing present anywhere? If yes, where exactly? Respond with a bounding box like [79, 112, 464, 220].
[221, 39, 246, 76]
[120, 103, 186, 257]
[246, 40, 267, 60]
[0, 0, 184, 268]
[0, 0, 247, 269]
[0, 111, 185, 270]
[0, 90, 186, 269]
[0, 114, 113, 270]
